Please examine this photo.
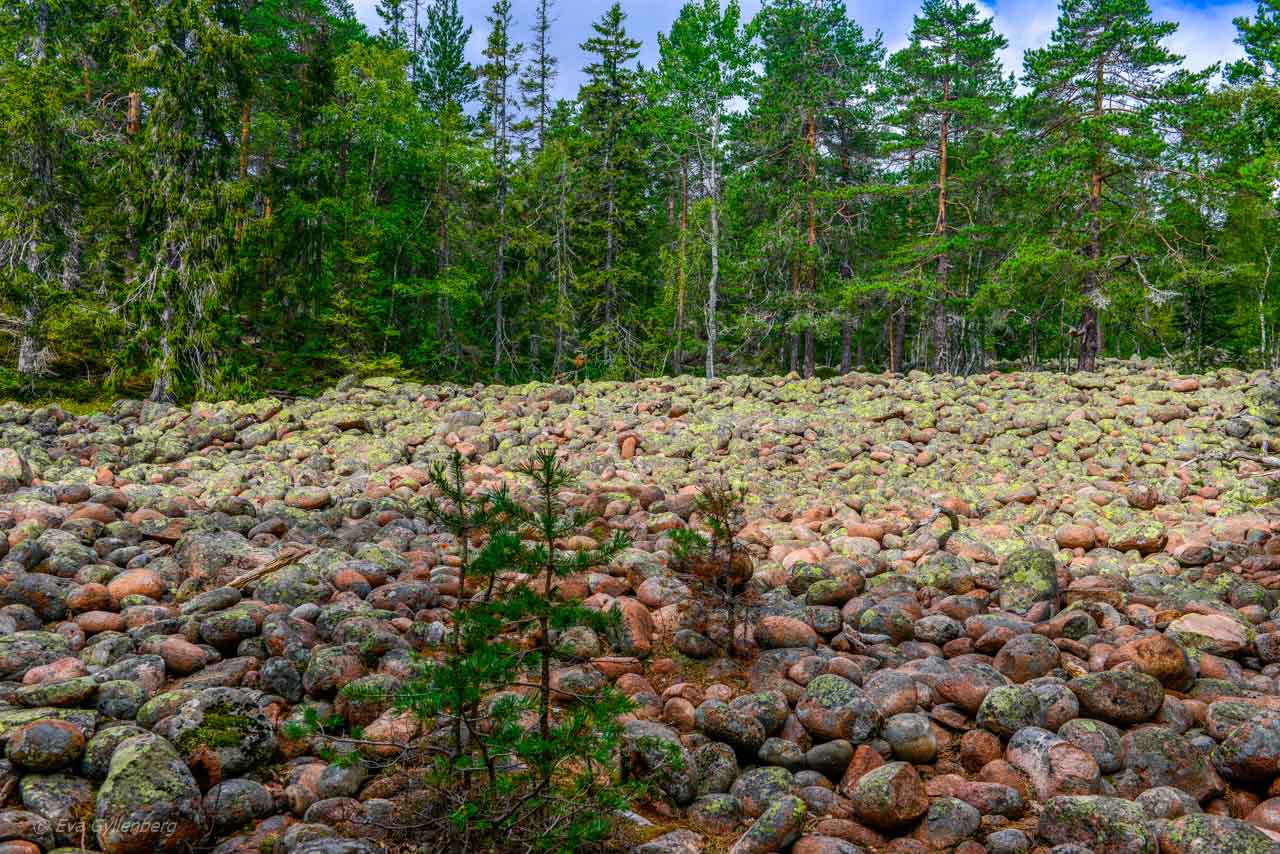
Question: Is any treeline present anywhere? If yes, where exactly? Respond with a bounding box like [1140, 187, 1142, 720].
[1, 0, 1278, 400]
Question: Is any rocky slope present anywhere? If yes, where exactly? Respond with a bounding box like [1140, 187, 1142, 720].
[2, 365, 1280, 854]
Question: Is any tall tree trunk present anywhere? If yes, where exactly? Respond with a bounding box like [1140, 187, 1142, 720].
[790, 263, 800, 374]
[840, 317, 852, 374]
[604, 140, 616, 333]
[149, 286, 175, 403]
[706, 111, 721, 380]
[552, 153, 570, 374]
[1078, 55, 1105, 372]
[803, 109, 817, 379]
[674, 156, 688, 374]
[891, 299, 908, 373]
[931, 76, 951, 374]
[493, 114, 509, 373]
[239, 98, 251, 179]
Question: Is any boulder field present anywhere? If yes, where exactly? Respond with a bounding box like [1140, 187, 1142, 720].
[2, 365, 1280, 853]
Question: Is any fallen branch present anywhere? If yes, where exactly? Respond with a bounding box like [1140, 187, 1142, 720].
[227, 545, 313, 590]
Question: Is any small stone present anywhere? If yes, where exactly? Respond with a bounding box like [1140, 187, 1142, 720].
[882, 713, 936, 764]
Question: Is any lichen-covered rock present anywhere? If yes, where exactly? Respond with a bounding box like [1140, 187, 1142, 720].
[848, 761, 928, 830]
[1211, 715, 1280, 783]
[697, 700, 767, 753]
[999, 548, 1057, 614]
[151, 688, 277, 777]
[622, 720, 697, 806]
[1006, 727, 1101, 801]
[730, 766, 796, 819]
[1068, 670, 1164, 726]
[1155, 813, 1279, 854]
[1037, 795, 1156, 854]
[728, 794, 806, 854]
[1114, 727, 1221, 801]
[977, 685, 1046, 738]
[795, 675, 880, 742]
[93, 732, 205, 853]
[5, 721, 84, 772]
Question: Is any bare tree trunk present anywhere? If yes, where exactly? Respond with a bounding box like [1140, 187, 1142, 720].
[706, 111, 721, 380]
[239, 98, 251, 179]
[803, 109, 817, 379]
[840, 317, 852, 374]
[552, 152, 570, 375]
[149, 289, 175, 403]
[674, 156, 688, 375]
[1078, 56, 1105, 372]
[16, 304, 39, 378]
[931, 75, 951, 374]
[604, 143, 616, 331]
[892, 299, 908, 373]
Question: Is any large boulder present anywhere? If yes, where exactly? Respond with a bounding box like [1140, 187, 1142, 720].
[1155, 813, 1279, 854]
[795, 675, 880, 742]
[1037, 795, 1157, 854]
[93, 732, 205, 854]
[151, 688, 277, 778]
[1068, 670, 1164, 725]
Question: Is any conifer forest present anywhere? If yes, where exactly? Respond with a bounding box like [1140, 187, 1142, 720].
[0, 0, 1278, 399]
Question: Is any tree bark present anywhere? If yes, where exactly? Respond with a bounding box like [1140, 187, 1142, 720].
[840, 317, 852, 374]
[931, 75, 951, 374]
[705, 108, 722, 380]
[803, 109, 817, 379]
[1078, 55, 1105, 372]
[674, 156, 688, 374]
[239, 98, 251, 179]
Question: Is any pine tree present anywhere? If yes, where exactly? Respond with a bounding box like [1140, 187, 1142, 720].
[743, 0, 882, 377]
[1022, 0, 1200, 370]
[1232, 0, 1280, 84]
[888, 0, 1010, 372]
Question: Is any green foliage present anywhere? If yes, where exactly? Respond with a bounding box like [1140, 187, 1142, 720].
[3, 0, 1279, 400]
[390, 449, 634, 851]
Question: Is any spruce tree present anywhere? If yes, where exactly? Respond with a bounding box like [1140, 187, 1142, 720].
[519, 0, 558, 151]
[577, 3, 646, 372]
[0, 0, 92, 385]
[420, 0, 475, 114]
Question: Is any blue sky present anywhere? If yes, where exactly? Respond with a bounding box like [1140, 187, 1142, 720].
[353, 0, 1252, 99]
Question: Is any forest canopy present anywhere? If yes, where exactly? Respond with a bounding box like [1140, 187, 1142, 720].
[1, 0, 1278, 401]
